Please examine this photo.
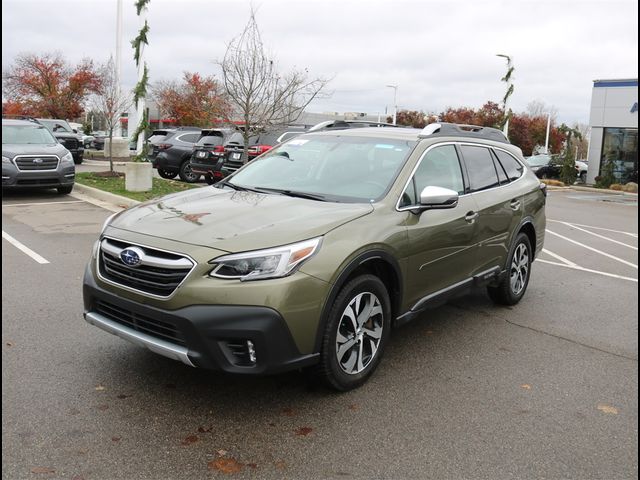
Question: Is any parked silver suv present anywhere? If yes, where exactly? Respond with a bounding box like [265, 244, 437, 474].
[2, 118, 75, 194]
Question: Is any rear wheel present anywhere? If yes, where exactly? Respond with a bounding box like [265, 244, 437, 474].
[178, 161, 201, 183]
[157, 169, 177, 179]
[488, 232, 532, 305]
[316, 274, 391, 391]
[57, 185, 74, 195]
[580, 172, 587, 183]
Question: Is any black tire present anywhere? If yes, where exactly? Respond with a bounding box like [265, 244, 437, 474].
[204, 174, 216, 185]
[580, 172, 587, 184]
[487, 232, 532, 305]
[157, 169, 178, 179]
[73, 156, 83, 165]
[57, 185, 74, 195]
[178, 160, 201, 183]
[316, 274, 391, 391]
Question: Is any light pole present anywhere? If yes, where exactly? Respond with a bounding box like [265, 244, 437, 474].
[386, 84, 398, 125]
[544, 112, 551, 154]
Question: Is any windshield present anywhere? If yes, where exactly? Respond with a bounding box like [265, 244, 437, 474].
[37, 119, 73, 133]
[2, 125, 58, 144]
[227, 135, 416, 202]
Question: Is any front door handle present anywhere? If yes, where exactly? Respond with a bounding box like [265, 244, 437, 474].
[510, 199, 521, 210]
[465, 211, 479, 223]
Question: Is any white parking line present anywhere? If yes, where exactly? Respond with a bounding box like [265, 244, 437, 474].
[547, 219, 638, 238]
[1, 231, 50, 264]
[546, 229, 638, 270]
[558, 222, 637, 250]
[537, 259, 638, 283]
[2, 200, 85, 208]
[541, 248, 578, 267]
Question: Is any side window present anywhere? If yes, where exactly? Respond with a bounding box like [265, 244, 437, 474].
[461, 145, 499, 192]
[179, 133, 200, 144]
[494, 149, 524, 181]
[400, 145, 464, 207]
[414, 145, 465, 195]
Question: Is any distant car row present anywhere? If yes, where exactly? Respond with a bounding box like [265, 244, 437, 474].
[149, 120, 402, 183]
[525, 153, 588, 183]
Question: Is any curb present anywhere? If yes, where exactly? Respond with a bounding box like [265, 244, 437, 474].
[73, 183, 141, 209]
[570, 185, 638, 196]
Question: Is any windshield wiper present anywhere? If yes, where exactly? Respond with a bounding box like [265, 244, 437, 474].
[254, 187, 328, 202]
[217, 180, 262, 193]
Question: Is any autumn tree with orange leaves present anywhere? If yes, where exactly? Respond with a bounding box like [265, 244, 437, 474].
[2, 52, 102, 119]
[152, 72, 231, 127]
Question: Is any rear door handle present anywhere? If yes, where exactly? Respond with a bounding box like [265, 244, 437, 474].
[465, 211, 479, 223]
[510, 199, 521, 210]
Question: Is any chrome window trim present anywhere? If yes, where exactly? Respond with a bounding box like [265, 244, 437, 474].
[13, 154, 60, 172]
[395, 141, 527, 212]
[176, 132, 200, 144]
[96, 235, 197, 300]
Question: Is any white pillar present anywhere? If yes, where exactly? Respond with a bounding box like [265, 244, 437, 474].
[544, 112, 551, 154]
[114, 0, 123, 138]
[135, 5, 147, 155]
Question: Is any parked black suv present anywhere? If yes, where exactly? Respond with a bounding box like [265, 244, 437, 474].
[149, 128, 202, 182]
[2, 118, 75, 194]
[36, 118, 84, 164]
[189, 128, 236, 184]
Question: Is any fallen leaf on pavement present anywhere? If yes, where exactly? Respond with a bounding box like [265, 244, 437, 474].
[94, 385, 106, 391]
[246, 463, 257, 469]
[116, 394, 131, 399]
[520, 384, 532, 390]
[208, 458, 243, 474]
[6, 342, 13, 347]
[71, 475, 86, 480]
[111, 437, 121, 442]
[96, 404, 109, 411]
[597, 404, 619, 415]
[216, 449, 228, 456]
[197, 426, 212, 433]
[181, 435, 199, 445]
[348, 404, 359, 411]
[275, 460, 287, 470]
[30, 467, 55, 474]
[295, 427, 313, 436]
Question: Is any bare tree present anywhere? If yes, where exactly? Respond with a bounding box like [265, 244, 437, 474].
[92, 56, 131, 172]
[218, 9, 330, 162]
[526, 99, 558, 122]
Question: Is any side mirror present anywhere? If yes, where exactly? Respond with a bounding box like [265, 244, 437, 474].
[419, 186, 459, 209]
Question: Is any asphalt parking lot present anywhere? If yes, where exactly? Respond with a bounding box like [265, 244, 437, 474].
[2, 188, 637, 480]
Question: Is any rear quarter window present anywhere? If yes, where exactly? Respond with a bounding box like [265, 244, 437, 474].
[460, 145, 500, 192]
[494, 149, 525, 181]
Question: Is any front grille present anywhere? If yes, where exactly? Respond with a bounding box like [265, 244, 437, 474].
[14, 156, 59, 171]
[95, 300, 186, 346]
[16, 178, 60, 185]
[63, 138, 79, 150]
[98, 238, 194, 297]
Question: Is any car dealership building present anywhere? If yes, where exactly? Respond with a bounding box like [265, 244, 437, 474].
[586, 79, 638, 184]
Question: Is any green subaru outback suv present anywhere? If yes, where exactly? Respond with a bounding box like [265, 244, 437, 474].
[83, 123, 546, 390]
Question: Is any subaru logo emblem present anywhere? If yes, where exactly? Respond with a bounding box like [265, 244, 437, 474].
[32, 158, 43, 164]
[120, 247, 143, 267]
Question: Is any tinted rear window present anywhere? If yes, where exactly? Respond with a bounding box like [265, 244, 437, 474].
[196, 136, 224, 146]
[461, 145, 499, 192]
[494, 150, 524, 181]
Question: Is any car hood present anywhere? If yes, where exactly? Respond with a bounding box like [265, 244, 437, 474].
[108, 187, 374, 253]
[2, 143, 67, 157]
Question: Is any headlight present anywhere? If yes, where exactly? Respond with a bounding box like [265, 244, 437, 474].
[61, 152, 74, 165]
[209, 237, 322, 281]
[2, 156, 12, 164]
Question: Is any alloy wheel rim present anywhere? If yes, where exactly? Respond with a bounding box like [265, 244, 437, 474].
[335, 292, 384, 375]
[184, 164, 197, 181]
[510, 243, 529, 295]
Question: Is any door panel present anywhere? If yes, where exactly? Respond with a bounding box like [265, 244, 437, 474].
[404, 197, 479, 307]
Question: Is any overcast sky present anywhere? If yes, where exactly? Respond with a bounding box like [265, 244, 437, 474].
[2, 0, 638, 124]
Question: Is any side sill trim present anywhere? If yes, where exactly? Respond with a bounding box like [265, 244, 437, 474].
[84, 311, 195, 367]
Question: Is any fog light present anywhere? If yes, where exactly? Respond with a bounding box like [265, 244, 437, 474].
[246, 340, 256, 364]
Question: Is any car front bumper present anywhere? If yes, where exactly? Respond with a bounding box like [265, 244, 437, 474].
[82, 263, 322, 375]
[2, 164, 75, 188]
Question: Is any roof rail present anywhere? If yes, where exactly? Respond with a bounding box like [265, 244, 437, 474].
[2, 114, 40, 123]
[418, 122, 509, 143]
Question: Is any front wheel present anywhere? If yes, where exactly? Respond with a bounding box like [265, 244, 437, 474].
[316, 274, 391, 391]
[178, 161, 201, 183]
[157, 169, 177, 179]
[487, 232, 532, 305]
[57, 185, 74, 195]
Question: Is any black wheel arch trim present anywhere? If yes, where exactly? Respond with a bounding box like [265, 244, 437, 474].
[312, 249, 403, 353]
[514, 215, 537, 260]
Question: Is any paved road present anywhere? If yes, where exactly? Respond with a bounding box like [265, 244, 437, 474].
[2, 188, 637, 479]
